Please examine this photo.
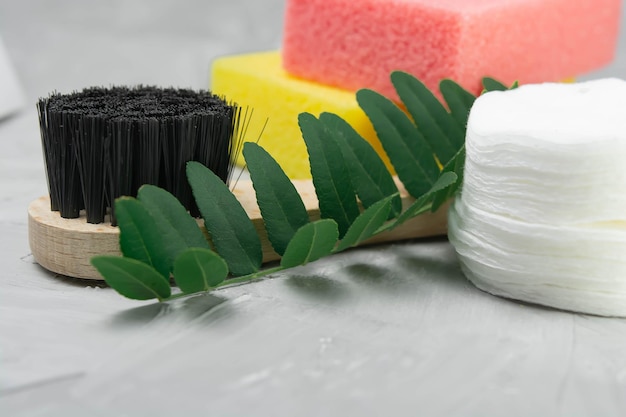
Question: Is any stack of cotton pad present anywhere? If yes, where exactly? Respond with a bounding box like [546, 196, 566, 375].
[448, 78, 626, 317]
[212, 0, 620, 178]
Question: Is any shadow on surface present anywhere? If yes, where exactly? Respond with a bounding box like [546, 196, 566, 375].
[342, 263, 403, 291]
[394, 245, 466, 290]
[336, 240, 464, 294]
[31, 261, 109, 288]
[285, 274, 350, 303]
[109, 293, 227, 328]
[283, 241, 467, 301]
[109, 302, 172, 327]
[182, 293, 228, 320]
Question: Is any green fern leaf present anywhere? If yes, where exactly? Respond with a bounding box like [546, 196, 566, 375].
[173, 247, 228, 294]
[439, 79, 476, 130]
[187, 161, 262, 276]
[335, 195, 395, 252]
[281, 219, 339, 268]
[137, 185, 210, 267]
[243, 142, 309, 255]
[391, 71, 464, 164]
[357, 89, 439, 198]
[299, 113, 360, 238]
[115, 197, 170, 279]
[91, 256, 171, 301]
[431, 146, 466, 212]
[319, 112, 401, 217]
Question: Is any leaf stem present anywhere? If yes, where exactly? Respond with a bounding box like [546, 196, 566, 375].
[162, 265, 285, 302]
[216, 265, 284, 287]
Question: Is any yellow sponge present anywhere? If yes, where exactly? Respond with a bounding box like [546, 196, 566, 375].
[211, 51, 387, 179]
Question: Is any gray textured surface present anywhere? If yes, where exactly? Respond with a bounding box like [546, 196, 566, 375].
[1, 1, 626, 416]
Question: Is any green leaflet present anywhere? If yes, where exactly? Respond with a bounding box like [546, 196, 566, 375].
[173, 247, 228, 294]
[482, 77, 518, 92]
[243, 142, 309, 256]
[281, 219, 339, 268]
[115, 197, 170, 279]
[137, 185, 210, 267]
[91, 256, 171, 301]
[357, 88, 439, 199]
[389, 172, 458, 230]
[482, 77, 508, 92]
[439, 79, 476, 130]
[335, 195, 395, 252]
[431, 146, 466, 212]
[319, 112, 402, 217]
[298, 113, 360, 238]
[391, 71, 464, 164]
[187, 161, 262, 276]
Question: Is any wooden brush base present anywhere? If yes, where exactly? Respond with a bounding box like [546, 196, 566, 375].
[28, 179, 448, 280]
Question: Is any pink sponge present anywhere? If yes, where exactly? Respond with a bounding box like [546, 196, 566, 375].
[282, 0, 621, 99]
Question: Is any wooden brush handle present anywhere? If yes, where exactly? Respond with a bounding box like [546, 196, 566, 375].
[28, 179, 448, 280]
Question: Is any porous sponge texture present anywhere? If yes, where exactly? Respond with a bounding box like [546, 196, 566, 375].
[211, 51, 386, 179]
[283, 0, 621, 100]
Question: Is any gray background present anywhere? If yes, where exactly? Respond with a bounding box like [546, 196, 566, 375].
[1, 1, 626, 416]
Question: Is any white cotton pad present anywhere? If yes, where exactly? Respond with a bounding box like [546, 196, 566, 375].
[448, 78, 626, 316]
[0, 37, 25, 120]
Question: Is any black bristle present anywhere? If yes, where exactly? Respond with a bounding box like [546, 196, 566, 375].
[131, 118, 161, 199]
[107, 117, 135, 224]
[36, 86, 242, 225]
[75, 116, 107, 223]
